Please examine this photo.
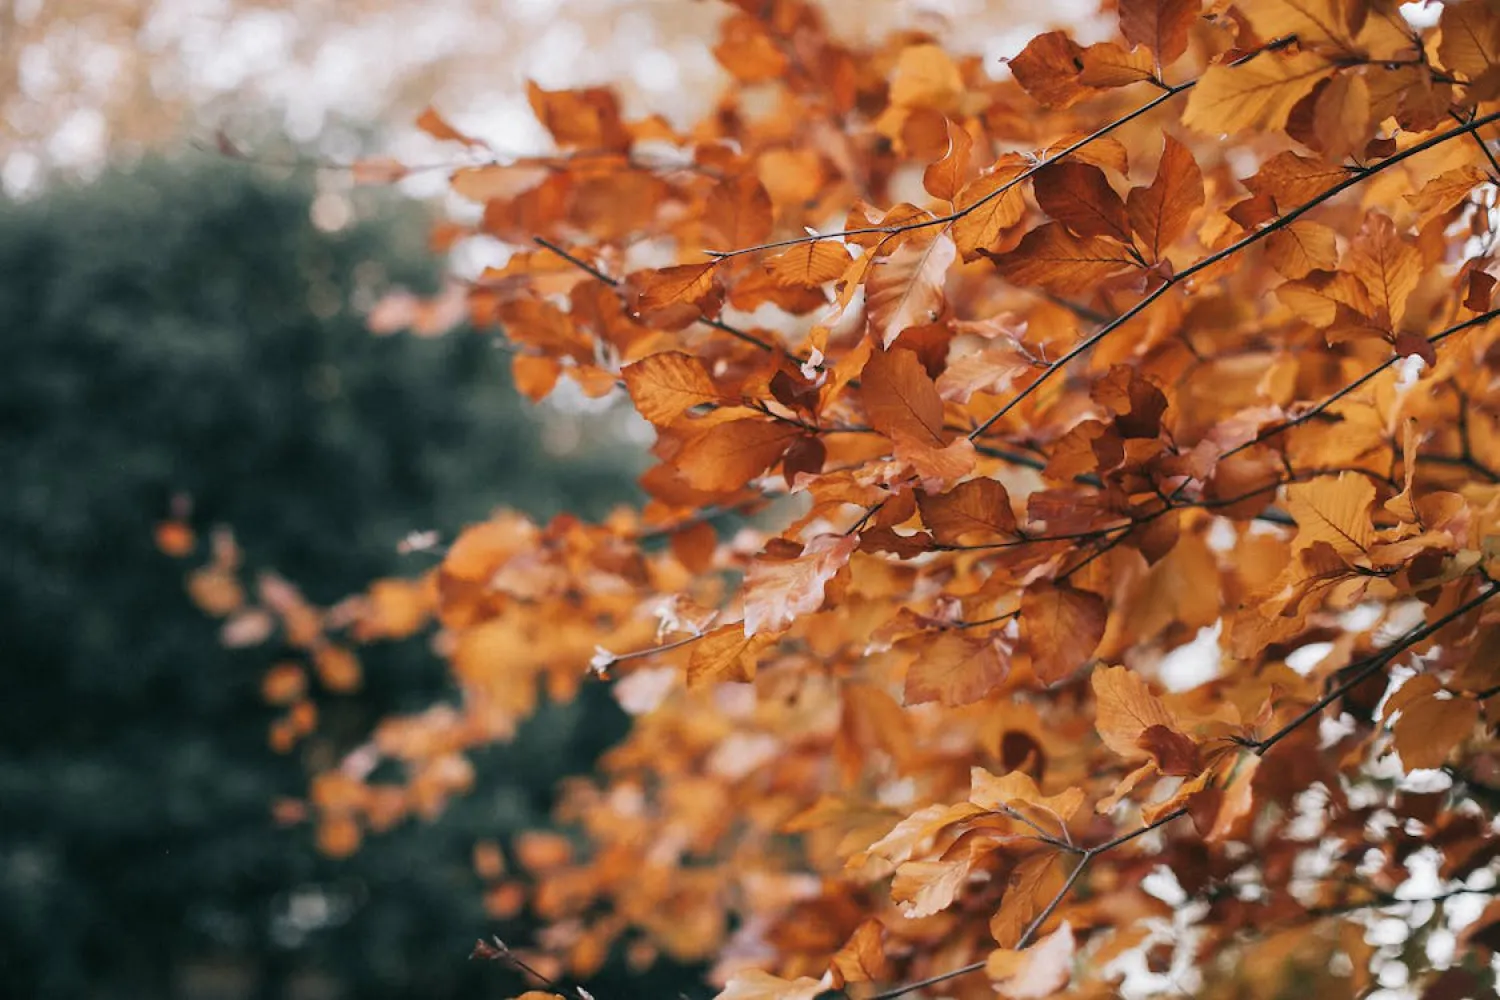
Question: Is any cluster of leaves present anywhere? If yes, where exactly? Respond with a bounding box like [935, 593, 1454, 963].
[200, 0, 1500, 995]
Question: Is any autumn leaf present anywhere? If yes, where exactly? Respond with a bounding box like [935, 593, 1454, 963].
[987, 922, 1075, 999]
[631, 262, 725, 327]
[952, 160, 1029, 259]
[1182, 52, 1333, 134]
[829, 920, 890, 987]
[687, 623, 775, 688]
[902, 631, 1010, 706]
[1344, 211, 1420, 327]
[1393, 694, 1479, 771]
[1022, 585, 1107, 684]
[766, 242, 853, 286]
[705, 174, 774, 250]
[916, 478, 1018, 544]
[889, 44, 964, 112]
[1438, 1, 1500, 95]
[714, 13, 790, 83]
[672, 418, 804, 493]
[1093, 665, 1178, 759]
[1285, 473, 1375, 560]
[970, 767, 1084, 825]
[923, 119, 974, 201]
[1241, 0, 1366, 54]
[859, 347, 950, 450]
[622, 352, 721, 426]
[742, 534, 858, 636]
[1033, 162, 1133, 243]
[986, 222, 1139, 292]
[1263, 221, 1339, 278]
[416, 105, 486, 147]
[1126, 134, 1203, 261]
[1118, 0, 1199, 65]
[1007, 32, 1098, 109]
[1078, 42, 1159, 88]
[866, 233, 956, 348]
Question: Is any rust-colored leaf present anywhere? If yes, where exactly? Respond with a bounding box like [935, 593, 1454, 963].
[917, 478, 1017, 544]
[986, 222, 1139, 292]
[1393, 694, 1479, 772]
[673, 418, 804, 493]
[1118, 0, 1200, 65]
[1022, 585, 1106, 684]
[859, 347, 950, 450]
[1033, 162, 1133, 243]
[1126, 134, 1203, 261]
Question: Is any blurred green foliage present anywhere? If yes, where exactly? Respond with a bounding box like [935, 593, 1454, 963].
[0, 157, 690, 999]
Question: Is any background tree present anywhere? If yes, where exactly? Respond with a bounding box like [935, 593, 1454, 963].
[0, 156, 676, 1000]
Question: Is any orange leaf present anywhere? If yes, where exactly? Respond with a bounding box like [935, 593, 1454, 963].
[632, 262, 725, 326]
[687, 623, 775, 687]
[902, 631, 1010, 706]
[511, 354, 562, 401]
[623, 352, 721, 427]
[1125, 134, 1203, 261]
[766, 242, 853, 286]
[1033, 162, 1132, 243]
[1285, 472, 1375, 560]
[952, 160, 1029, 260]
[705, 174, 774, 250]
[923, 119, 974, 202]
[526, 81, 629, 150]
[866, 233, 956, 348]
[713, 13, 789, 83]
[1007, 32, 1097, 109]
[916, 478, 1017, 544]
[1181, 51, 1333, 134]
[859, 347, 950, 450]
[986, 223, 1139, 292]
[1022, 585, 1107, 684]
[990, 852, 1067, 948]
[1078, 42, 1159, 87]
[415, 105, 486, 147]
[1243, 0, 1367, 53]
[1393, 694, 1479, 771]
[889, 44, 964, 112]
[673, 418, 804, 493]
[1118, 0, 1199, 64]
[829, 920, 890, 987]
[742, 534, 858, 636]
[1092, 665, 1178, 759]
[1263, 221, 1339, 278]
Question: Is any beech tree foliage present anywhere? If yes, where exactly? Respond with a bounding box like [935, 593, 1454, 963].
[185, 0, 1500, 995]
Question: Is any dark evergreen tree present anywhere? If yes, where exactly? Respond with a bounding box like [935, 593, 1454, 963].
[0, 157, 678, 999]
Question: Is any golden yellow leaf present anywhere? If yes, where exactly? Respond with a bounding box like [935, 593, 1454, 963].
[1284, 472, 1376, 560]
[1092, 665, 1179, 759]
[1182, 51, 1333, 134]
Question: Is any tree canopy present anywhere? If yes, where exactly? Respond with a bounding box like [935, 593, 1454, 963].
[194, 0, 1500, 997]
